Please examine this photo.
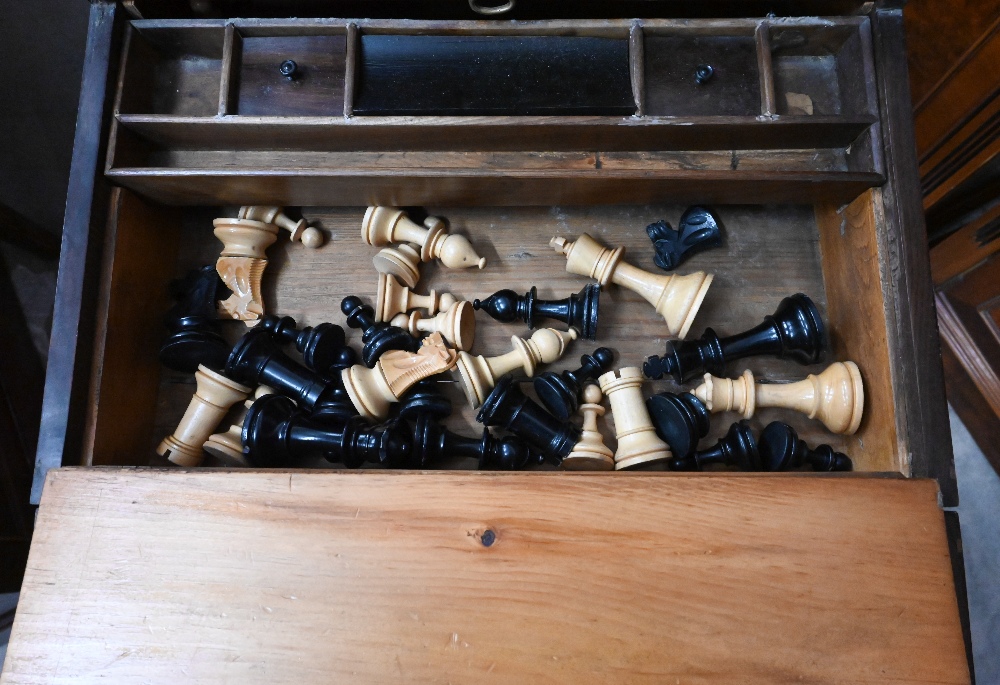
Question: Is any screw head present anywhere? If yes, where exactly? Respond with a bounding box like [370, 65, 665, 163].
[695, 64, 714, 85]
[279, 59, 299, 80]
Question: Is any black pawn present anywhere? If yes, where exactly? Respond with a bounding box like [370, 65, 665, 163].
[225, 327, 339, 411]
[644, 293, 826, 383]
[646, 392, 711, 460]
[533, 347, 615, 419]
[477, 375, 582, 464]
[159, 265, 230, 373]
[259, 315, 348, 374]
[758, 422, 852, 472]
[341, 295, 419, 368]
[242, 393, 412, 468]
[647, 206, 723, 271]
[669, 421, 760, 471]
[473, 283, 600, 340]
[409, 414, 537, 470]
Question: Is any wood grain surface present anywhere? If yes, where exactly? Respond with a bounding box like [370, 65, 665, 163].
[1, 469, 970, 684]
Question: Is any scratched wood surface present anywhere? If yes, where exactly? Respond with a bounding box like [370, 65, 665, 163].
[1, 469, 969, 684]
[138, 202, 898, 471]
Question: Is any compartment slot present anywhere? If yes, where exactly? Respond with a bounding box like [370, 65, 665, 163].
[353, 34, 635, 116]
[643, 33, 761, 116]
[119, 25, 226, 116]
[235, 33, 348, 116]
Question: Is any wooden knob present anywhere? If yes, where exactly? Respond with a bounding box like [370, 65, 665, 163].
[598, 367, 671, 470]
[363, 206, 485, 269]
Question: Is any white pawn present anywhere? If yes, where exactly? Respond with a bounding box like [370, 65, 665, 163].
[238, 205, 324, 248]
[390, 300, 476, 351]
[562, 384, 615, 471]
[363, 206, 485, 269]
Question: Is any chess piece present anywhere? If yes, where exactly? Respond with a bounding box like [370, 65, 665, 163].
[477, 375, 582, 464]
[473, 284, 601, 340]
[690, 361, 863, 435]
[237, 205, 324, 248]
[373, 244, 422, 288]
[758, 421, 852, 472]
[204, 386, 274, 466]
[159, 265, 230, 373]
[259, 315, 348, 374]
[375, 273, 458, 321]
[363, 206, 486, 269]
[646, 206, 723, 271]
[409, 415, 537, 470]
[644, 293, 826, 383]
[645, 391, 711, 460]
[550, 234, 712, 339]
[342, 295, 420, 368]
[213, 217, 279, 324]
[157, 365, 251, 467]
[397, 378, 453, 421]
[668, 421, 760, 471]
[534, 347, 615, 419]
[453, 327, 577, 409]
[390, 300, 476, 351]
[242, 394, 412, 468]
[562, 384, 615, 471]
[342, 332, 458, 420]
[225, 327, 340, 411]
[598, 367, 672, 470]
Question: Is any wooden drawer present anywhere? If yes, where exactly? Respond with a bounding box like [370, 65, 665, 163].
[12, 1, 968, 682]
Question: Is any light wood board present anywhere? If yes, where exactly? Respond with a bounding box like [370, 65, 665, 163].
[2, 469, 969, 684]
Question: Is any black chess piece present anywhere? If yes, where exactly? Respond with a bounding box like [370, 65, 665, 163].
[644, 293, 826, 383]
[758, 421, 852, 472]
[477, 375, 582, 464]
[533, 347, 615, 419]
[341, 295, 420, 368]
[409, 414, 538, 470]
[159, 265, 230, 373]
[646, 392, 711, 460]
[242, 393, 412, 468]
[669, 421, 760, 471]
[397, 378, 452, 421]
[225, 327, 339, 411]
[259, 315, 348, 374]
[646, 206, 723, 272]
[473, 283, 600, 340]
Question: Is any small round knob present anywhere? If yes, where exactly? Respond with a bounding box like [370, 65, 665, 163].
[279, 60, 299, 81]
[695, 64, 714, 85]
[300, 226, 324, 249]
[582, 383, 602, 405]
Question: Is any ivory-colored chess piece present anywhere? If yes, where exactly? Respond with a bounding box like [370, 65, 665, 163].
[453, 328, 577, 408]
[691, 361, 864, 435]
[373, 243, 422, 288]
[204, 386, 274, 466]
[598, 366, 672, 470]
[390, 300, 476, 351]
[562, 384, 615, 471]
[237, 205, 324, 248]
[375, 273, 458, 322]
[363, 206, 486, 269]
[342, 332, 458, 420]
[213, 218, 279, 324]
[157, 365, 252, 467]
[550, 234, 712, 339]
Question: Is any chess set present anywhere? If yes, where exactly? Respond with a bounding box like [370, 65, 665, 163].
[154, 204, 864, 473]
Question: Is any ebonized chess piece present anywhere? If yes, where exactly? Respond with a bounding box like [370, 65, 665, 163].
[668, 421, 760, 471]
[646, 206, 723, 271]
[477, 375, 582, 465]
[598, 367, 672, 469]
[409, 415, 537, 470]
[562, 384, 615, 471]
[363, 206, 485, 269]
[453, 327, 577, 408]
[550, 233, 712, 338]
[157, 365, 252, 467]
[341, 295, 420, 368]
[237, 205, 324, 248]
[204, 386, 274, 466]
[473, 283, 601, 340]
[242, 393, 412, 468]
[373, 244, 422, 288]
[225, 327, 340, 411]
[757, 421, 852, 472]
[533, 347, 615, 419]
[213, 217, 279, 324]
[397, 378, 453, 422]
[391, 300, 476, 351]
[259, 315, 348, 375]
[691, 361, 864, 435]
[643, 293, 826, 383]
[645, 391, 711, 461]
[159, 265, 230, 373]
[341, 332, 458, 420]
[376, 273, 458, 321]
